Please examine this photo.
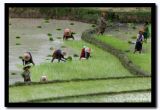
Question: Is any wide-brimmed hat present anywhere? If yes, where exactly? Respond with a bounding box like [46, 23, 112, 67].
[23, 53, 31, 61]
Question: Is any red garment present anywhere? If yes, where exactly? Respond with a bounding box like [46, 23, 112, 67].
[80, 48, 85, 59]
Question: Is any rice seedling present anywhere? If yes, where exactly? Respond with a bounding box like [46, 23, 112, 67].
[73, 54, 79, 57]
[67, 56, 72, 61]
[49, 37, 54, 41]
[16, 43, 21, 45]
[71, 32, 76, 35]
[16, 36, 21, 39]
[50, 47, 54, 50]
[19, 56, 23, 59]
[131, 36, 137, 39]
[37, 25, 42, 28]
[45, 20, 49, 23]
[56, 37, 62, 39]
[61, 45, 66, 48]
[47, 33, 52, 36]
[46, 54, 52, 57]
[91, 24, 96, 27]
[11, 73, 17, 75]
[56, 28, 61, 31]
[70, 23, 74, 25]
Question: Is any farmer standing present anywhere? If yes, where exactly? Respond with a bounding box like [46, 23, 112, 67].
[134, 29, 144, 54]
[97, 11, 107, 35]
[22, 52, 35, 66]
[51, 49, 67, 62]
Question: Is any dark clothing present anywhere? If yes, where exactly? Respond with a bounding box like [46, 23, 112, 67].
[135, 34, 144, 51]
[22, 70, 31, 82]
[85, 52, 90, 59]
[80, 48, 85, 59]
[51, 49, 66, 62]
[143, 25, 149, 39]
[22, 52, 35, 66]
[63, 34, 74, 40]
[135, 42, 142, 51]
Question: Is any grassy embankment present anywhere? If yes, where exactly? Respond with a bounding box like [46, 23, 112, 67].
[95, 35, 151, 74]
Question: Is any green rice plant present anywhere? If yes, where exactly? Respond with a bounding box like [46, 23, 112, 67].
[70, 23, 74, 25]
[47, 54, 52, 57]
[91, 24, 96, 27]
[73, 54, 79, 57]
[16, 36, 21, 39]
[30, 40, 132, 82]
[11, 73, 17, 75]
[49, 37, 54, 41]
[56, 28, 61, 31]
[16, 43, 21, 45]
[45, 20, 50, 23]
[50, 47, 54, 50]
[19, 56, 23, 59]
[95, 35, 151, 73]
[47, 33, 52, 36]
[9, 77, 151, 102]
[37, 26, 42, 28]
[131, 36, 137, 39]
[67, 56, 72, 61]
[61, 45, 66, 48]
[71, 32, 76, 35]
[56, 37, 62, 39]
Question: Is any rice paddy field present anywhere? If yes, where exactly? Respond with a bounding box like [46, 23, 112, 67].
[9, 18, 151, 103]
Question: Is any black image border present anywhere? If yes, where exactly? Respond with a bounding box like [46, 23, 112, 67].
[5, 3, 157, 108]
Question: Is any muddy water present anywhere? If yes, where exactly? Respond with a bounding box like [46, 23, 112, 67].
[9, 18, 92, 84]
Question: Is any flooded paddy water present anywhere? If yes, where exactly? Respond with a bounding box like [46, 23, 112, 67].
[9, 18, 92, 84]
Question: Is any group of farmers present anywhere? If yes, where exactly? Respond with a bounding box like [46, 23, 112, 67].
[21, 11, 150, 83]
[21, 31, 92, 83]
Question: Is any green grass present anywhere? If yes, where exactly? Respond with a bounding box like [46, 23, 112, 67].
[9, 77, 151, 102]
[95, 35, 151, 73]
[30, 40, 132, 81]
[41, 92, 151, 103]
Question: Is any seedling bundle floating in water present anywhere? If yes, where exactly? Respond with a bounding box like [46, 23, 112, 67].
[47, 33, 52, 36]
[49, 37, 54, 41]
[56, 37, 62, 39]
[16, 43, 21, 45]
[70, 23, 74, 25]
[56, 28, 61, 31]
[16, 36, 21, 39]
[37, 26, 42, 28]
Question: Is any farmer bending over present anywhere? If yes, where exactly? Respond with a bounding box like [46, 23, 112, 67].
[22, 52, 35, 66]
[80, 46, 91, 60]
[134, 30, 144, 54]
[63, 28, 74, 40]
[51, 49, 67, 62]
